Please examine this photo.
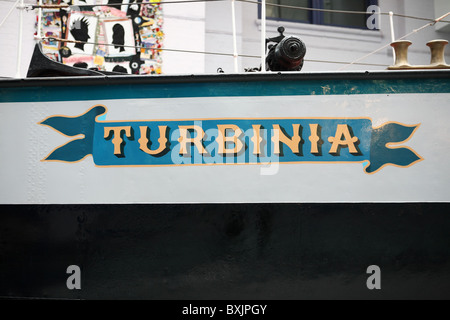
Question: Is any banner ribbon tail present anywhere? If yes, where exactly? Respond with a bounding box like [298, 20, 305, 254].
[364, 122, 422, 174]
[40, 105, 106, 162]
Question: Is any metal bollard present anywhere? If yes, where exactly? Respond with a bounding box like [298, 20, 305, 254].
[427, 39, 449, 68]
[388, 40, 412, 69]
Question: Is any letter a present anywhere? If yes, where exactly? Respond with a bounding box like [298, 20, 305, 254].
[366, 5, 380, 30]
[66, 265, 81, 290]
[328, 124, 359, 155]
[366, 265, 381, 290]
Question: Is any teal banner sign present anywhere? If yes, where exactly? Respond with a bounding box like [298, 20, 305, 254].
[40, 105, 422, 174]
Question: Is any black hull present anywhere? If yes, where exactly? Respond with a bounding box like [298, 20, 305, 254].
[1, 203, 450, 300]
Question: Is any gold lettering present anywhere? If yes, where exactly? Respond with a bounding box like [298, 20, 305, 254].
[251, 124, 263, 155]
[216, 124, 244, 155]
[272, 124, 302, 155]
[328, 124, 359, 154]
[138, 126, 169, 156]
[309, 123, 321, 154]
[178, 125, 207, 155]
[104, 126, 132, 156]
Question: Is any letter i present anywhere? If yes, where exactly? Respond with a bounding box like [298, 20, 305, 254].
[309, 124, 321, 155]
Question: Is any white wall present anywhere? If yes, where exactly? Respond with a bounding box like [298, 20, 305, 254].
[204, 0, 450, 73]
[204, 0, 243, 74]
[0, 0, 36, 78]
[0, 0, 449, 77]
[162, 0, 205, 75]
[398, 0, 450, 66]
[434, 0, 450, 33]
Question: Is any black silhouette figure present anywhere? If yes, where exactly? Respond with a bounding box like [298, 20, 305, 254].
[73, 62, 88, 68]
[70, 17, 90, 51]
[112, 23, 125, 52]
[108, 0, 123, 10]
[112, 65, 128, 74]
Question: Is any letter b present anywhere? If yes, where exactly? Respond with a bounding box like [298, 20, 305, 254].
[66, 265, 81, 290]
[226, 305, 233, 315]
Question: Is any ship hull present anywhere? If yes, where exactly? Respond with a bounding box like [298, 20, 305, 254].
[1, 71, 450, 299]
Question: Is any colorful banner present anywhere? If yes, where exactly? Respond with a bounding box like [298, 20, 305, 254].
[40, 105, 422, 174]
[38, 0, 163, 74]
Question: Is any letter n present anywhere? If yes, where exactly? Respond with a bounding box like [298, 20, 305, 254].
[272, 124, 302, 155]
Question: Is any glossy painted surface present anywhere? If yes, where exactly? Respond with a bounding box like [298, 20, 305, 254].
[1, 203, 450, 299]
[2, 71, 450, 103]
[1, 71, 450, 299]
[1, 71, 450, 204]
